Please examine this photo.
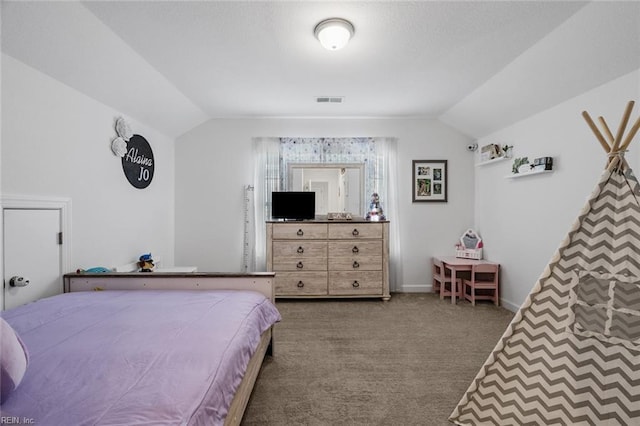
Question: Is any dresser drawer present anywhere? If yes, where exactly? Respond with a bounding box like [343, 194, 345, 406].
[272, 257, 327, 271]
[272, 223, 328, 240]
[328, 241, 382, 257]
[329, 271, 383, 295]
[273, 241, 327, 258]
[275, 272, 328, 296]
[328, 223, 383, 239]
[328, 256, 381, 271]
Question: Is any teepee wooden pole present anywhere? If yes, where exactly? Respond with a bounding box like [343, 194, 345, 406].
[606, 154, 622, 172]
[598, 117, 629, 170]
[597, 117, 614, 150]
[619, 115, 640, 152]
[596, 116, 628, 169]
[611, 100, 635, 153]
[582, 111, 611, 153]
[583, 104, 636, 171]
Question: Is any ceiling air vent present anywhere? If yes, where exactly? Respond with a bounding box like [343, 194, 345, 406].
[316, 96, 344, 104]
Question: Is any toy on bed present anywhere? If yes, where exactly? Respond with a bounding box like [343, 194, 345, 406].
[138, 253, 155, 272]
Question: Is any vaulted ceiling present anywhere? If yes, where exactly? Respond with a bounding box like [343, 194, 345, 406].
[2, 1, 639, 139]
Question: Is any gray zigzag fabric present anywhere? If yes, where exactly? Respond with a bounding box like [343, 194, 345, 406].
[450, 165, 640, 425]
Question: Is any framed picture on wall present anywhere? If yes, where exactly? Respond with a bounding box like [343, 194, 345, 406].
[412, 160, 448, 202]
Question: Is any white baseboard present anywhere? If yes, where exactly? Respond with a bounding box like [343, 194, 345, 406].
[394, 283, 519, 313]
[395, 284, 431, 293]
[499, 298, 520, 313]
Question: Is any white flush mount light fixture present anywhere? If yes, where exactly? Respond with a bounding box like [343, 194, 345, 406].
[314, 18, 355, 51]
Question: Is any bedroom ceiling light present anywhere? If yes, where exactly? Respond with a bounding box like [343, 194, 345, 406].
[314, 18, 354, 51]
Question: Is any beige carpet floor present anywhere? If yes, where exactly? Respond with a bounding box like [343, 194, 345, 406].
[242, 293, 515, 426]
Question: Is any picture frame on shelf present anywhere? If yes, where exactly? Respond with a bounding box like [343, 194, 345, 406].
[480, 143, 500, 162]
[412, 160, 448, 202]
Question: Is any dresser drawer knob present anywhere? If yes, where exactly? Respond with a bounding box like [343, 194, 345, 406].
[352, 281, 360, 288]
[297, 229, 304, 236]
[297, 246, 304, 254]
[296, 261, 304, 269]
[297, 281, 305, 288]
[353, 261, 360, 269]
[352, 228, 359, 236]
[352, 246, 359, 254]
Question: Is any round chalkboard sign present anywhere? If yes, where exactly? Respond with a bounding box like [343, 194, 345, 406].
[121, 134, 154, 189]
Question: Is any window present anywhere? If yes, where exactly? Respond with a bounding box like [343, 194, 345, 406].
[252, 137, 400, 292]
[567, 270, 640, 346]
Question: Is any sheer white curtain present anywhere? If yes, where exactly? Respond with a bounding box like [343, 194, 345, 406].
[374, 137, 402, 291]
[251, 137, 280, 271]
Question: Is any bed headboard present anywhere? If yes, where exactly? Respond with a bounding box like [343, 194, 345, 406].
[64, 272, 276, 303]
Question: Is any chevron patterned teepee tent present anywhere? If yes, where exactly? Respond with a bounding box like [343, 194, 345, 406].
[450, 101, 640, 425]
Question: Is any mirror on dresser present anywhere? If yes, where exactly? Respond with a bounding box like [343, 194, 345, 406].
[286, 163, 364, 216]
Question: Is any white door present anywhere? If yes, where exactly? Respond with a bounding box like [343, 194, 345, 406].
[3, 209, 63, 310]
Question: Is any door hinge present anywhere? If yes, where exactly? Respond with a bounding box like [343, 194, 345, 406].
[58, 232, 63, 245]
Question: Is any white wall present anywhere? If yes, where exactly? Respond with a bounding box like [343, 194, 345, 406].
[5, 51, 636, 303]
[1, 55, 176, 273]
[175, 118, 475, 291]
[475, 69, 640, 311]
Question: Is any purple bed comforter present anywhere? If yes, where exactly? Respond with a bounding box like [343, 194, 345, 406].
[0, 290, 281, 425]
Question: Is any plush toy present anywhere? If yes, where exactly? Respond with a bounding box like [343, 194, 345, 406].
[366, 192, 386, 221]
[77, 267, 112, 273]
[138, 253, 155, 272]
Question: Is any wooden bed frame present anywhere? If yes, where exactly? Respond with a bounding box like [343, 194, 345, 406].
[63, 272, 276, 426]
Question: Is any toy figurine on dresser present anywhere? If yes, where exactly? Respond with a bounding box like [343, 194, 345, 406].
[366, 192, 386, 221]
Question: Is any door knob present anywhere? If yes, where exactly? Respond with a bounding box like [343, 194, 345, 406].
[9, 276, 30, 287]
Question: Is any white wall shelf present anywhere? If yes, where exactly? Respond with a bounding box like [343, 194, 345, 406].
[505, 169, 553, 179]
[477, 156, 510, 167]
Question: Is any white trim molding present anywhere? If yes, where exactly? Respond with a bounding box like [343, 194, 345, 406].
[397, 283, 430, 293]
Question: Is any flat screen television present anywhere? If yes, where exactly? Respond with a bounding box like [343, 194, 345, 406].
[272, 191, 316, 221]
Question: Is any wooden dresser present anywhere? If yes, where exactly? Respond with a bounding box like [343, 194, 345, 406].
[266, 219, 390, 300]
